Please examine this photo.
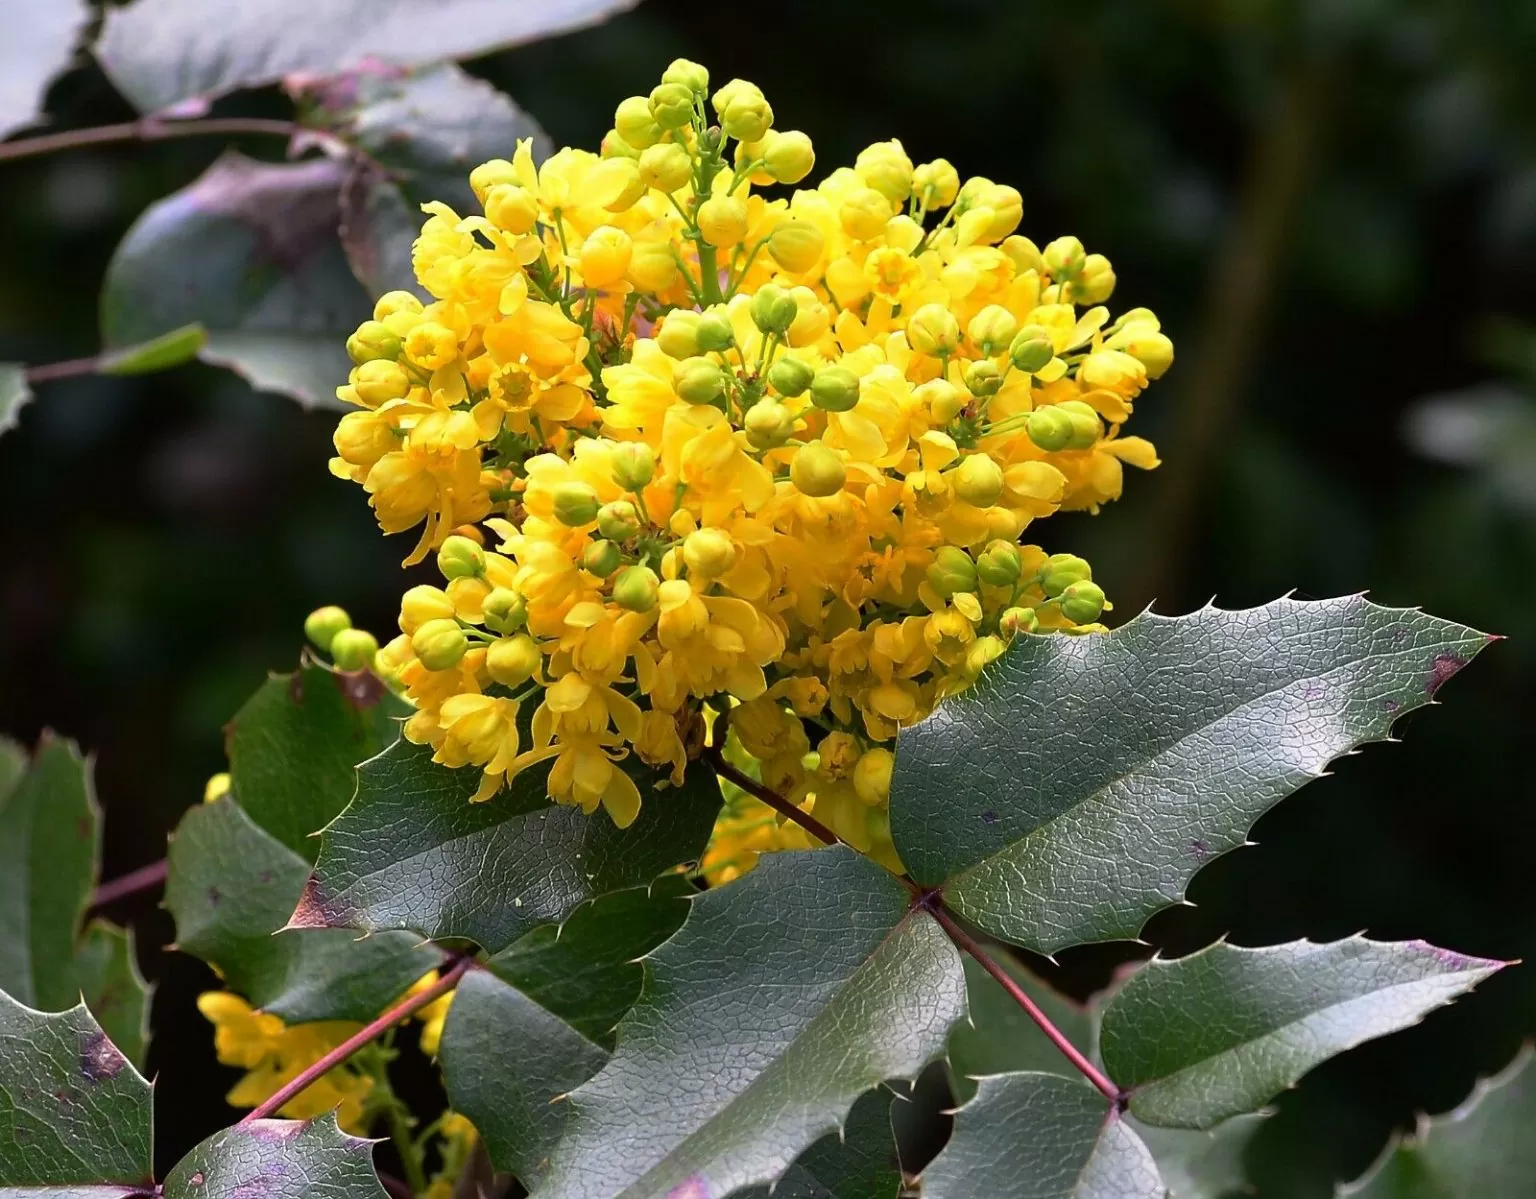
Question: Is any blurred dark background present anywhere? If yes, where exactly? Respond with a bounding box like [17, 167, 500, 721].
[2, 1, 1533, 1193]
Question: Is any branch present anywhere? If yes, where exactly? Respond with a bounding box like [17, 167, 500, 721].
[0, 116, 307, 164]
[703, 745, 840, 848]
[89, 859, 168, 909]
[241, 954, 475, 1124]
[929, 902, 1122, 1104]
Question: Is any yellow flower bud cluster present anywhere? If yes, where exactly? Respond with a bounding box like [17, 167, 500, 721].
[326, 60, 1172, 850]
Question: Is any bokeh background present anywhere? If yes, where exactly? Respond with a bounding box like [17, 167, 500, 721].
[2, 1, 1533, 1193]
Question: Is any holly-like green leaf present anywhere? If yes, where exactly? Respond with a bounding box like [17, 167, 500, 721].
[948, 953, 1094, 1103]
[1131, 1114, 1265, 1199]
[96, 0, 640, 114]
[226, 664, 408, 861]
[921, 1072, 1164, 1199]
[535, 848, 965, 1199]
[293, 739, 721, 953]
[733, 1087, 903, 1199]
[1099, 938, 1502, 1130]
[160, 1114, 386, 1199]
[890, 597, 1491, 953]
[166, 796, 436, 1024]
[72, 922, 151, 1071]
[101, 153, 371, 409]
[0, 1, 89, 138]
[0, 366, 31, 439]
[1339, 1047, 1536, 1198]
[0, 991, 153, 1191]
[0, 737, 99, 1011]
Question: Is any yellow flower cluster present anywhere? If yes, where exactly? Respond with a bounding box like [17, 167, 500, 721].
[326, 60, 1170, 852]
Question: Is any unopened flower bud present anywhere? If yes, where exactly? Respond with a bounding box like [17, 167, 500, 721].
[750, 284, 798, 335]
[600, 129, 640, 159]
[656, 311, 701, 359]
[649, 82, 695, 130]
[1041, 553, 1092, 597]
[486, 634, 541, 687]
[638, 142, 692, 192]
[353, 359, 411, 406]
[1071, 254, 1116, 304]
[855, 140, 914, 205]
[597, 500, 642, 542]
[952, 453, 1005, 507]
[305, 605, 351, 653]
[613, 565, 661, 612]
[744, 398, 796, 448]
[766, 354, 814, 398]
[1009, 331, 1056, 375]
[662, 57, 710, 95]
[1026, 405, 1075, 452]
[791, 442, 846, 497]
[967, 305, 1018, 356]
[412, 618, 468, 671]
[718, 86, 773, 143]
[468, 159, 519, 205]
[761, 130, 815, 183]
[1056, 399, 1102, 450]
[1043, 235, 1087, 278]
[683, 528, 737, 577]
[913, 158, 961, 208]
[1120, 331, 1174, 379]
[1060, 579, 1107, 624]
[400, 585, 455, 633]
[484, 184, 539, 234]
[695, 310, 736, 352]
[437, 534, 486, 580]
[963, 360, 1003, 398]
[810, 366, 860, 412]
[767, 217, 825, 273]
[916, 379, 966, 423]
[627, 239, 679, 292]
[976, 540, 1023, 587]
[676, 358, 728, 405]
[329, 627, 379, 671]
[611, 442, 656, 492]
[578, 226, 633, 289]
[853, 747, 894, 806]
[1002, 236, 1046, 276]
[927, 546, 978, 598]
[697, 195, 748, 247]
[482, 588, 528, 634]
[583, 539, 623, 578]
[906, 304, 960, 356]
[346, 320, 403, 364]
[839, 188, 892, 241]
[374, 291, 424, 321]
[1001, 606, 1041, 637]
[552, 481, 601, 526]
[615, 95, 662, 149]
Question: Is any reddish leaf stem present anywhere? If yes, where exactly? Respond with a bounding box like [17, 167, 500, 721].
[241, 954, 475, 1125]
[89, 859, 168, 909]
[0, 116, 308, 163]
[704, 745, 840, 848]
[929, 903, 1123, 1104]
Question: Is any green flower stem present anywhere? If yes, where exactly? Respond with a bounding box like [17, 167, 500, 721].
[383, 1091, 428, 1196]
[704, 744, 840, 849]
[698, 243, 724, 306]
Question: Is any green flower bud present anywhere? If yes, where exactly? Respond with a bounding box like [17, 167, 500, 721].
[597, 500, 642, 542]
[436, 534, 485, 580]
[1070, 253, 1116, 304]
[614, 95, 662, 149]
[766, 354, 814, 398]
[656, 311, 701, 359]
[963, 359, 1003, 398]
[661, 58, 710, 95]
[761, 130, 815, 184]
[486, 635, 540, 687]
[1041, 553, 1092, 597]
[676, 358, 728, 405]
[638, 142, 692, 192]
[1026, 406, 1074, 452]
[750, 284, 798, 335]
[1060, 579, 1107, 624]
[482, 588, 528, 635]
[967, 305, 1018, 356]
[790, 442, 846, 497]
[744, 398, 795, 448]
[1000, 606, 1041, 637]
[305, 605, 352, 653]
[353, 359, 412, 406]
[582, 539, 623, 578]
[952, 453, 1005, 507]
[1009, 330, 1055, 373]
[926, 546, 978, 598]
[810, 366, 860, 412]
[613, 565, 661, 612]
[694, 310, 736, 352]
[411, 618, 468, 671]
[552, 480, 601, 527]
[976, 540, 1023, 587]
[1057, 399, 1102, 450]
[611, 442, 656, 492]
[346, 320, 403, 364]
[719, 87, 773, 143]
[916, 379, 966, 423]
[648, 82, 695, 130]
[330, 627, 378, 672]
[1043, 235, 1086, 278]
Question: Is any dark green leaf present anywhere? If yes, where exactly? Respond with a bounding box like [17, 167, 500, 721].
[536, 848, 965, 1199]
[228, 664, 408, 861]
[98, 324, 208, 376]
[72, 922, 151, 1070]
[440, 881, 691, 1179]
[0, 1, 89, 138]
[1131, 1114, 1265, 1199]
[731, 1088, 903, 1199]
[0, 737, 98, 1010]
[890, 597, 1490, 952]
[101, 153, 370, 409]
[921, 1072, 1164, 1199]
[166, 796, 437, 1024]
[0, 366, 31, 439]
[0, 738, 25, 798]
[160, 1114, 386, 1199]
[97, 0, 640, 113]
[1099, 938, 1502, 1129]
[294, 739, 721, 953]
[1340, 1047, 1536, 1198]
[0, 991, 153, 1190]
[948, 953, 1094, 1103]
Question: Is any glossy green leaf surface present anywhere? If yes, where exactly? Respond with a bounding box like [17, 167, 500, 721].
[166, 797, 436, 1024]
[160, 1114, 386, 1199]
[0, 991, 153, 1191]
[730, 1087, 902, 1199]
[72, 923, 151, 1070]
[296, 739, 720, 952]
[890, 597, 1490, 952]
[1131, 1114, 1265, 1199]
[536, 848, 965, 1199]
[1100, 938, 1502, 1129]
[921, 1072, 1163, 1199]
